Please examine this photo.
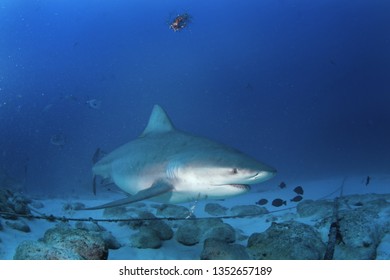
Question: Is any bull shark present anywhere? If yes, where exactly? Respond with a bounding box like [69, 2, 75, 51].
[85, 105, 276, 210]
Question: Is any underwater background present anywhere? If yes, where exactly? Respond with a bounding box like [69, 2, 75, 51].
[1, 0, 389, 197]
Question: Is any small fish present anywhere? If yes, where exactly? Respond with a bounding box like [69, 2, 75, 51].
[86, 99, 101, 110]
[290, 195, 303, 202]
[278, 181, 287, 189]
[256, 198, 268, 206]
[63, 94, 79, 103]
[272, 198, 286, 207]
[50, 134, 66, 147]
[245, 83, 254, 91]
[365, 176, 371, 186]
[329, 58, 337, 65]
[293, 186, 304, 195]
[42, 104, 53, 112]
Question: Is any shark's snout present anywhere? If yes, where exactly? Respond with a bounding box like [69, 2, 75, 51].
[250, 168, 277, 183]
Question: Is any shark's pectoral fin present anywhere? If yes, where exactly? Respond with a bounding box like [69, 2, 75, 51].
[82, 180, 174, 210]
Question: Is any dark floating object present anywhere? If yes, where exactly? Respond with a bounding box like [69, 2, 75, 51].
[50, 133, 66, 147]
[293, 186, 304, 195]
[92, 147, 106, 164]
[365, 176, 371, 186]
[290, 195, 303, 202]
[278, 181, 287, 189]
[272, 198, 286, 207]
[169, 13, 191, 32]
[256, 198, 268, 206]
[86, 98, 101, 110]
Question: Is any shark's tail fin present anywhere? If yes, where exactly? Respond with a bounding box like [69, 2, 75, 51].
[92, 147, 106, 164]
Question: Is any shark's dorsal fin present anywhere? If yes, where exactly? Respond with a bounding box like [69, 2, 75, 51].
[141, 105, 175, 136]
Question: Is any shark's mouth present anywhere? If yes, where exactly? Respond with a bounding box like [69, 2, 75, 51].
[230, 184, 251, 190]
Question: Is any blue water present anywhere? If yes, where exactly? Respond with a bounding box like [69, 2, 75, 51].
[1, 0, 389, 196]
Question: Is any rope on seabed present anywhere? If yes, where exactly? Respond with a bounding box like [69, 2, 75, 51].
[0, 206, 297, 223]
[0, 185, 344, 224]
[323, 177, 346, 260]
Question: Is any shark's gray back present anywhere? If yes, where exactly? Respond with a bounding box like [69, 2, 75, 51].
[93, 129, 246, 178]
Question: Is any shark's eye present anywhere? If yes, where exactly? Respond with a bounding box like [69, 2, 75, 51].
[231, 168, 238, 174]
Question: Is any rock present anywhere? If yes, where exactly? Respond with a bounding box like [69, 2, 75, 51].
[247, 221, 325, 260]
[137, 211, 173, 240]
[296, 199, 333, 218]
[75, 221, 106, 232]
[30, 201, 44, 209]
[141, 210, 172, 236]
[329, 208, 382, 260]
[309, 194, 390, 260]
[230, 205, 269, 217]
[5, 220, 31, 233]
[235, 229, 249, 241]
[14, 240, 82, 260]
[12, 201, 31, 215]
[0, 188, 12, 204]
[340, 193, 390, 210]
[42, 226, 108, 260]
[132, 202, 147, 208]
[131, 228, 162, 249]
[376, 234, 390, 260]
[176, 218, 237, 246]
[155, 204, 192, 219]
[0, 188, 32, 220]
[201, 238, 250, 260]
[279, 212, 298, 222]
[176, 221, 201, 246]
[101, 231, 122, 250]
[128, 211, 173, 249]
[12, 193, 32, 204]
[0, 204, 17, 220]
[204, 203, 228, 216]
[14, 225, 108, 260]
[203, 223, 236, 243]
[103, 206, 128, 218]
[62, 202, 85, 211]
[74, 221, 121, 250]
[359, 199, 390, 213]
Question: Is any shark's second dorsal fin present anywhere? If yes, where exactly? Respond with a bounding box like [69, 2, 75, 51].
[141, 105, 175, 136]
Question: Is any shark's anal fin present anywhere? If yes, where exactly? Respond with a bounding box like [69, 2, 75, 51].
[83, 180, 174, 210]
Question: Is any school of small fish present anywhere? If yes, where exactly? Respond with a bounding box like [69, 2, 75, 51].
[255, 181, 306, 208]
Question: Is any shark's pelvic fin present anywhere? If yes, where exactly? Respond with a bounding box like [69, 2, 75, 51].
[141, 105, 175, 136]
[83, 180, 174, 210]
